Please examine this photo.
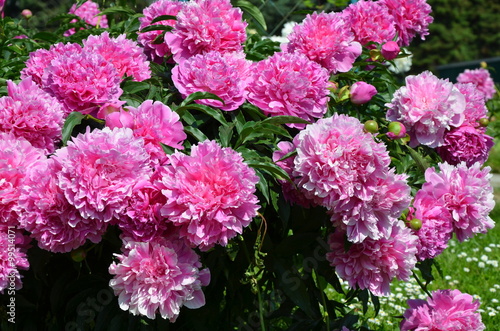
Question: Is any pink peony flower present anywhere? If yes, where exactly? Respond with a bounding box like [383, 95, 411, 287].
[138, 0, 185, 63]
[155, 140, 260, 250]
[246, 52, 330, 129]
[172, 51, 251, 111]
[0, 78, 64, 154]
[327, 221, 418, 296]
[401, 289, 485, 331]
[41, 48, 123, 116]
[109, 237, 210, 321]
[436, 125, 494, 166]
[454, 83, 489, 127]
[0, 132, 45, 227]
[17, 158, 108, 253]
[165, 0, 247, 63]
[379, 0, 433, 47]
[83, 32, 151, 82]
[286, 11, 362, 74]
[0, 225, 29, 294]
[416, 162, 495, 242]
[457, 68, 497, 101]
[53, 127, 152, 222]
[341, 0, 396, 48]
[65, 0, 108, 36]
[381, 41, 400, 60]
[386, 71, 466, 148]
[349, 81, 377, 105]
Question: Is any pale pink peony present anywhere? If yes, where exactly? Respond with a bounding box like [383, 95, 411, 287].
[454, 83, 489, 127]
[53, 127, 152, 223]
[416, 162, 495, 242]
[246, 52, 330, 128]
[156, 140, 260, 250]
[401, 289, 485, 331]
[327, 221, 418, 297]
[285, 11, 362, 74]
[138, 0, 185, 63]
[65, 0, 108, 36]
[341, 0, 396, 47]
[165, 0, 247, 63]
[172, 51, 251, 111]
[17, 158, 107, 253]
[379, 0, 433, 47]
[0, 133, 45, 227]
[0, 78, 64, 154]
[457, 68, 497, 101]
[436, 125, 494, 166]
[109, 237, 210, 321]
[386, 71, 466, 148]
[349, 81, 377, 105]
[41, 48, 123, 116]
[0, 225, 29, 294]
[83, 32, 151, 82]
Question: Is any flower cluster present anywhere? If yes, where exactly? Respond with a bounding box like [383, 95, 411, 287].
[457, 68, 496, 101]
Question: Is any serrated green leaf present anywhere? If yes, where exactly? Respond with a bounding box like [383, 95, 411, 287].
[61, 112, 85, 145]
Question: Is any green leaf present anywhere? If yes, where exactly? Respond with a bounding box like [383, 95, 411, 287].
[261, 115, 311, 126]
[246, 160, 291, 183]
[219, 124, 234, 147]
[407, 145, 430, 173]
[150, 15, 177, 24]
[61, 112, 85, 145]
[139, 25, 173, 33]
[32, 31, 59, 43]
[184, 126, 208, 142]
[234, 0, 267, 31]
[121, 81, 151, 94]
[98, 6, 136, 16]
[176, 103, 229, 127]
[255, 170, 270, 204]
[180, 91, 225, 107]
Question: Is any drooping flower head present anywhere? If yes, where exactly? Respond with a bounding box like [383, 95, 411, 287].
[401, 289, 485, 331]
[156, 140, 260, 250]
[386, 71, 466, 148]
[65, 0, 108, 36]
[53, 127, 152, 222]
[327, 221, 418, 296]
[0, 225, 29, 294]
[109, 237, 210, 321]
[286, 11, 362, 74]
[379, 0, 433, 47]
[246, 52, 330, 128]
[165, 0, 247, 63]
[457, 68, 497, 101]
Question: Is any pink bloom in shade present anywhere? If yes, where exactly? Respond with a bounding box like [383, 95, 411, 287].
[109, 237, 210, 321]
[454, 83, 489, 127]
[83, 32, 151, 82]
[53, 127, 152, 223]
[349, 81, 377, 105]
[401, 289, 485, 331]
[156, 140, 260, 251]
[138, 0, 185, 64]
[327, 221, 418, 297]
[172, 51, 251, 111]
[0, 225, 29, 294]
[457, 68, 497, 101]
[436, 125, 494, 167]
[285, 12, 362, 74]
[381, 41, 400, 60]
[246, 52, 330, 129]
[0, 78, 65, 153]
[41, 49, 122, 116]
[21, 42, 83, 86]
[17, 158, 107, 253]
[341, 0, 396, 48]
[65, 0, 108, 36]
[379, 0, 433, 47]
[417, 162, 495, 242]
[0, 132, 45, 227]
[165, 0, 247, 63]
[386, 71, 466, 148]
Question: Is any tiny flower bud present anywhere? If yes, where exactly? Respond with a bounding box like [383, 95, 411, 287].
[369, 49, 382, 62]
[381, 41, 400, 60]
[479, 117, 489, 127]
[21, 9, 32, 19]
[71, 248, 87, 262]
[349, 82, 377, 105]
[480, 61, 488, 69]
[409, 218, 422, 231]
[364, 120, 379, 133]
[387, 121, 407, 139]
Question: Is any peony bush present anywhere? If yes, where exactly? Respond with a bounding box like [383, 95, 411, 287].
[0, 0, 498, 329]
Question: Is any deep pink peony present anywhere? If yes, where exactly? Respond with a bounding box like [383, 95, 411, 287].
[246, 52, 330, 128]
[0, 225, 29, 294]
[17, 158, 108, 253]
[0, 78, 64, 153]
[41, 48, 123, 116]
[379, 0, 433, 47]
[65, 0, 108, 36]
[165, 0, 247, 63]
[381, 41, 400, 60]
[436, 125, 494, 166]
[327, 221, 418, 296]
[401, 289, 485, 331]
[286, 11, 362, 74]
[416, 162, 495, 242]
[172, 51, 251, 111]
[156, 140, 260, 250]
[83, 32, 151, 82]
[138, 0, 185, 63]
[109, 237, 210, 321]
[53, 127, 152, 223]
[349, 81, 377, 105]
[0, 132, 45, 227]
[341, 0, 396, 47]
[386, 71, 466, 148]
[454, 83, 489, 127]
[457, 68, 497, 101]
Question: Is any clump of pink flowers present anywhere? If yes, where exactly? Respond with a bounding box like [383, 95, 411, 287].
[65, 0, 108, 36]
[457, 68, 497, 101]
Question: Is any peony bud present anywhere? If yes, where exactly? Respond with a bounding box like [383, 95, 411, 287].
[381, 41, 400, 61]
[349, 82, 377, 105]
[364, 120, 379, 133]
[369, 49, 382, 62]
[409, 218, 422, 231]
[387, 121, 407, 139]
[71, 248, 87, 262]
[479, 118, 489, 127]
[21, 9, 33, 19]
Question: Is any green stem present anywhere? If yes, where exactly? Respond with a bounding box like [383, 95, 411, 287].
[412, 271, 432, 298]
